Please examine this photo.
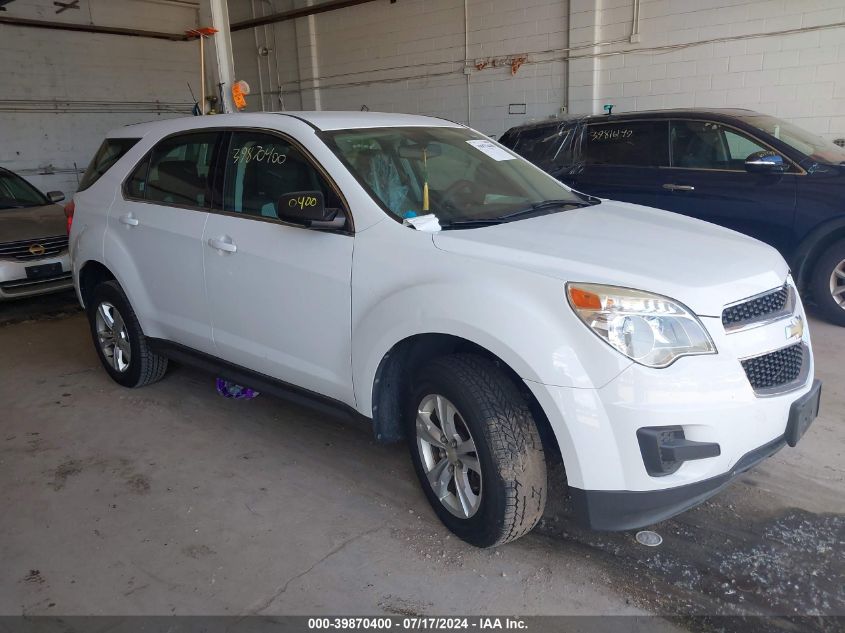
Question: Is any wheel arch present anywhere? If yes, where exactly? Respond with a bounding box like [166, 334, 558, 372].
[78, 259, 118, 308]
[369, 332, 563, 465]
[791, 217, 845, 292]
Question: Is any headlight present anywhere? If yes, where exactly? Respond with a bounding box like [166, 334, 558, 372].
[566, 283, 716, 368]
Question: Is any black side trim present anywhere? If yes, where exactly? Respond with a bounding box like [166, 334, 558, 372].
[148, 338, 368, 424]
[570, 433, 789, 531]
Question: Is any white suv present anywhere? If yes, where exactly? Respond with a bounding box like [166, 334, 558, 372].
[69, 112, 821, 547]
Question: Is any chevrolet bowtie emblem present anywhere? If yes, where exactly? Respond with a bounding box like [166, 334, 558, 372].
[785, 316, 804, 341]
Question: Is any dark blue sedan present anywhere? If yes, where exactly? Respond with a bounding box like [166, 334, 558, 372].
[500, 109, 845, 326]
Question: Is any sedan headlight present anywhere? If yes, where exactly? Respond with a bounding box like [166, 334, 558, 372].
[566, 283, 716, 368]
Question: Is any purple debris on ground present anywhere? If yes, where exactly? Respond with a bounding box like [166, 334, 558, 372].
[215, 378, 260, 400]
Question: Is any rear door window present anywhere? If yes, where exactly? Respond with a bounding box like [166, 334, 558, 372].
[79, 138, 140, 191]
[581, 121, 670, 167]
[144, 132, 221, 209]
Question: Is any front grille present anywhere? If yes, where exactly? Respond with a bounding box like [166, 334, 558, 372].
[722, 285, 789, 329]
[0, 235, 68, 261]
[741, 344, 804, 391]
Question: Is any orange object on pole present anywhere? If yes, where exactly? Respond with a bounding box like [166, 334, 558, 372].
[232, 80, 250, 111]
[185, 27, 218, 115]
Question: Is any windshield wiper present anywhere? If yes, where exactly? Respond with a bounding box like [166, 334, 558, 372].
[441, 217, 505, 228]
[496, 199, 592, 221]
[441, 198, 597, 229]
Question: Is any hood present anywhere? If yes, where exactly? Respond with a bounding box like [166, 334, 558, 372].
[433, 200, 788, 317]
[0, 204, 67, 242]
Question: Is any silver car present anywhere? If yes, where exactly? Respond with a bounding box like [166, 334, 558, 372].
[0, 167, 72, 300]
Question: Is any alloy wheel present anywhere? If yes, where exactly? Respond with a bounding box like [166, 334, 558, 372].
[831, 258, 845, 310]
[95, 301, 131, 373]
[415, 394, 482, 518]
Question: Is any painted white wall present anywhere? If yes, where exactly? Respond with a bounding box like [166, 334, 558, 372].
[230, 0, 570, 138]
[231, 0, 845, 143]
[569, 0, 845, 140]
[0, 0, 200, 198]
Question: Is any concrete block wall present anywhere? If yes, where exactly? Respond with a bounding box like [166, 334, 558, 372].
[231, 0, 571, 139]
[232, 0, 845, 142]
[570, 0, 845, 140]
[0, 0, 200, 197]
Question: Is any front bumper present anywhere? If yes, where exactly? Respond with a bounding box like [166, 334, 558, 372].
[0, 252, 73, 300]
[569, 379, 820, 530]
[525, 292, 819, 531]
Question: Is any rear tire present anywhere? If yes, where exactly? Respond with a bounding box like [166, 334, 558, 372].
[407, 354, 547, 547]
[810, 239, 845, 327]
[87, 281, 168, 388]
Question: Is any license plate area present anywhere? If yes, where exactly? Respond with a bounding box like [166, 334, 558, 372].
[25, 262, 62, 279]
[785, 380, 821, 447]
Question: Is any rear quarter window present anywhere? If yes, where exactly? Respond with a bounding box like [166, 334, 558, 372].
[581, 121, 669, 167]
[78, 138, 140, 191]
[503, 124, 574, 170]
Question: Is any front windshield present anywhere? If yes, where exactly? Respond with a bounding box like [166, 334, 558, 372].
[0, 170, 49, 210]
[321, 126, 588, 227]
[742, 115, 845, 165]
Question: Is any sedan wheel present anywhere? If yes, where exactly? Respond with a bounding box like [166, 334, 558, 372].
[830, 258, 845, 310]
[415, 394, 482, 519]
[95, 301, 131, 373]
[811, 239, 845, 327]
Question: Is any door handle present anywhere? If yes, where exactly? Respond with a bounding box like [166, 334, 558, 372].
[662, 184, 695, 191]
[208, 236, 237, 253]
[119, 214, 139, 226]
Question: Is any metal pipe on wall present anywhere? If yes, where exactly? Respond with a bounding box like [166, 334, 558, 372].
[464, 0, 470, 127]
[251, 0, 268, 111]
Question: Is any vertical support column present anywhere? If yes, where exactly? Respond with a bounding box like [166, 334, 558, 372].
[294, 2, 321, 111]
[206, 0, 236, 113]
[567, 0, 602, 115]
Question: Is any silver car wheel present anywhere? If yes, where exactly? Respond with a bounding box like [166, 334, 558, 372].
[95, 301, 131, 373]
[831, 258, 845, 309]
[415, 394, 482, 519]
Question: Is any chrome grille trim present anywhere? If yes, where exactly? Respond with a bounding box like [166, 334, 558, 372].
[0, 235, 69, 261]
[722, 284, 795, 333]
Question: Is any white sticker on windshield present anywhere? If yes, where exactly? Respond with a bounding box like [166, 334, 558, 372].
[466, 139, 516, 161]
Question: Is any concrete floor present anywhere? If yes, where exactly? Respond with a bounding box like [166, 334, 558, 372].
[0, 299, 842, 622]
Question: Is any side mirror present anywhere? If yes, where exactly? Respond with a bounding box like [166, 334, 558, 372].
[277, 191, 345, 229]
[47, 191, 65, 203]
[745, 151, 787, 174]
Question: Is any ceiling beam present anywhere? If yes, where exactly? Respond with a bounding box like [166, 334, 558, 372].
[0, 15, 188, 40]
[230, 0, 380, 32]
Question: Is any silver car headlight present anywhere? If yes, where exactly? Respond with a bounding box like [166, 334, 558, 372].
[566, 283, 717, 368]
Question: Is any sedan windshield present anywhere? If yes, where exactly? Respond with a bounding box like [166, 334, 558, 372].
[0, 170, 49, 210]
[742, 115, 845, 165]
[321, 126, 591, 227]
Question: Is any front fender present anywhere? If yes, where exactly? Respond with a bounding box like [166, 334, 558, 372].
[351, 265, 631, 418]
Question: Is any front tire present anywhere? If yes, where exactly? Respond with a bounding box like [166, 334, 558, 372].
[810, 239, 845, 327]
[87, 281, 168, 388]
[407, 354, 547, 547]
